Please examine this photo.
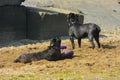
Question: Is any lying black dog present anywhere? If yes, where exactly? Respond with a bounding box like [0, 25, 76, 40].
[67, 13, 101, 49]
[14, 37, 62, 63]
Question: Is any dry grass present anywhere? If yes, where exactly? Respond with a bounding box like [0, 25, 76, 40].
[0, 33, 120, 80]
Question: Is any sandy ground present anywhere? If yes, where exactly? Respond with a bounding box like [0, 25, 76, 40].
[23, 0, 120, 32]
[0, 33, 120, 80]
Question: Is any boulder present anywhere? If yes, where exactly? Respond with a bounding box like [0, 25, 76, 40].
[27, 7, 84, 40]
[0, 5, 27, 43]
[0, 0, 25, 6]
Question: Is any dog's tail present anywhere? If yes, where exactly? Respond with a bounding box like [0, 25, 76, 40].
[95, 24, 101, 32]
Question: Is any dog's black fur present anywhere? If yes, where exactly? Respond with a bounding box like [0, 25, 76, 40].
[67, 13, 101, 49]
[14, 37, 61, 63]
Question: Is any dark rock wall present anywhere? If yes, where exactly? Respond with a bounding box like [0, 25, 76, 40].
[0, 6, 84, 43]
[27, 8, 84, 40]
[0, 0, 25, 6]
[0, 6, 27, 43]
[27, 11, 68, 40]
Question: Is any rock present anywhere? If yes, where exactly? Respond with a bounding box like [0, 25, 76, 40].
[0, 0, 25, 6]
[0, 5, 27, 44]
[27, 7, 84, 40]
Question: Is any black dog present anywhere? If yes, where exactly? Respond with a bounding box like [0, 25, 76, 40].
[67, 13, 101, 49]
[14, 37, 61, 63]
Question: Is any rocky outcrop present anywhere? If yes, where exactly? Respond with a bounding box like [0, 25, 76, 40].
[0, 0, 25, 6]
[27, 7, 84, 40]
[0, 6, 27, 43]
[0, 5, 84, 43]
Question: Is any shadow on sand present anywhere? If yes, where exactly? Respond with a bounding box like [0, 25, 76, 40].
[102, 44, 116, 49]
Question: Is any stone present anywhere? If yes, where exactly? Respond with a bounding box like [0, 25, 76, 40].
[0, 5, 27, 43]
[0, 0, 25, 6]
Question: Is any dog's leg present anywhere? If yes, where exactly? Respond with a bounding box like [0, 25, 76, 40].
[70, 36, 75, 49]
[88, 35, 95, 49]
[94, 35, 101, 48]
[78, 38, 81, 48]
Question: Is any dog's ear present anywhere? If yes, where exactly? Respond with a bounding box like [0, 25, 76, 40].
[50, 38, 56, 46]
[52, 38, 56, 42]
[55, 37, 60, 40]
[52, 37, 60, 42]
[55, 37, 61, 45]
[67, 13, 75, 18]
[69, 13, 75, 18]
[75, 14, 79, 19]
[57, 37, 61, 44]
[67, 14, 70, 22]
[67, 13, 76, 22]
[75, 14, 79, 22]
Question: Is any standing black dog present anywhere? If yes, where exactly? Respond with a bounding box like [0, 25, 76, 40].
[14, 37, 61, 63]
[67, 13, 101, 49]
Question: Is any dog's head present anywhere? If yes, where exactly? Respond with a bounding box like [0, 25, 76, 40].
[67, 13, 79, 23]
[50, 37, 61, 48]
